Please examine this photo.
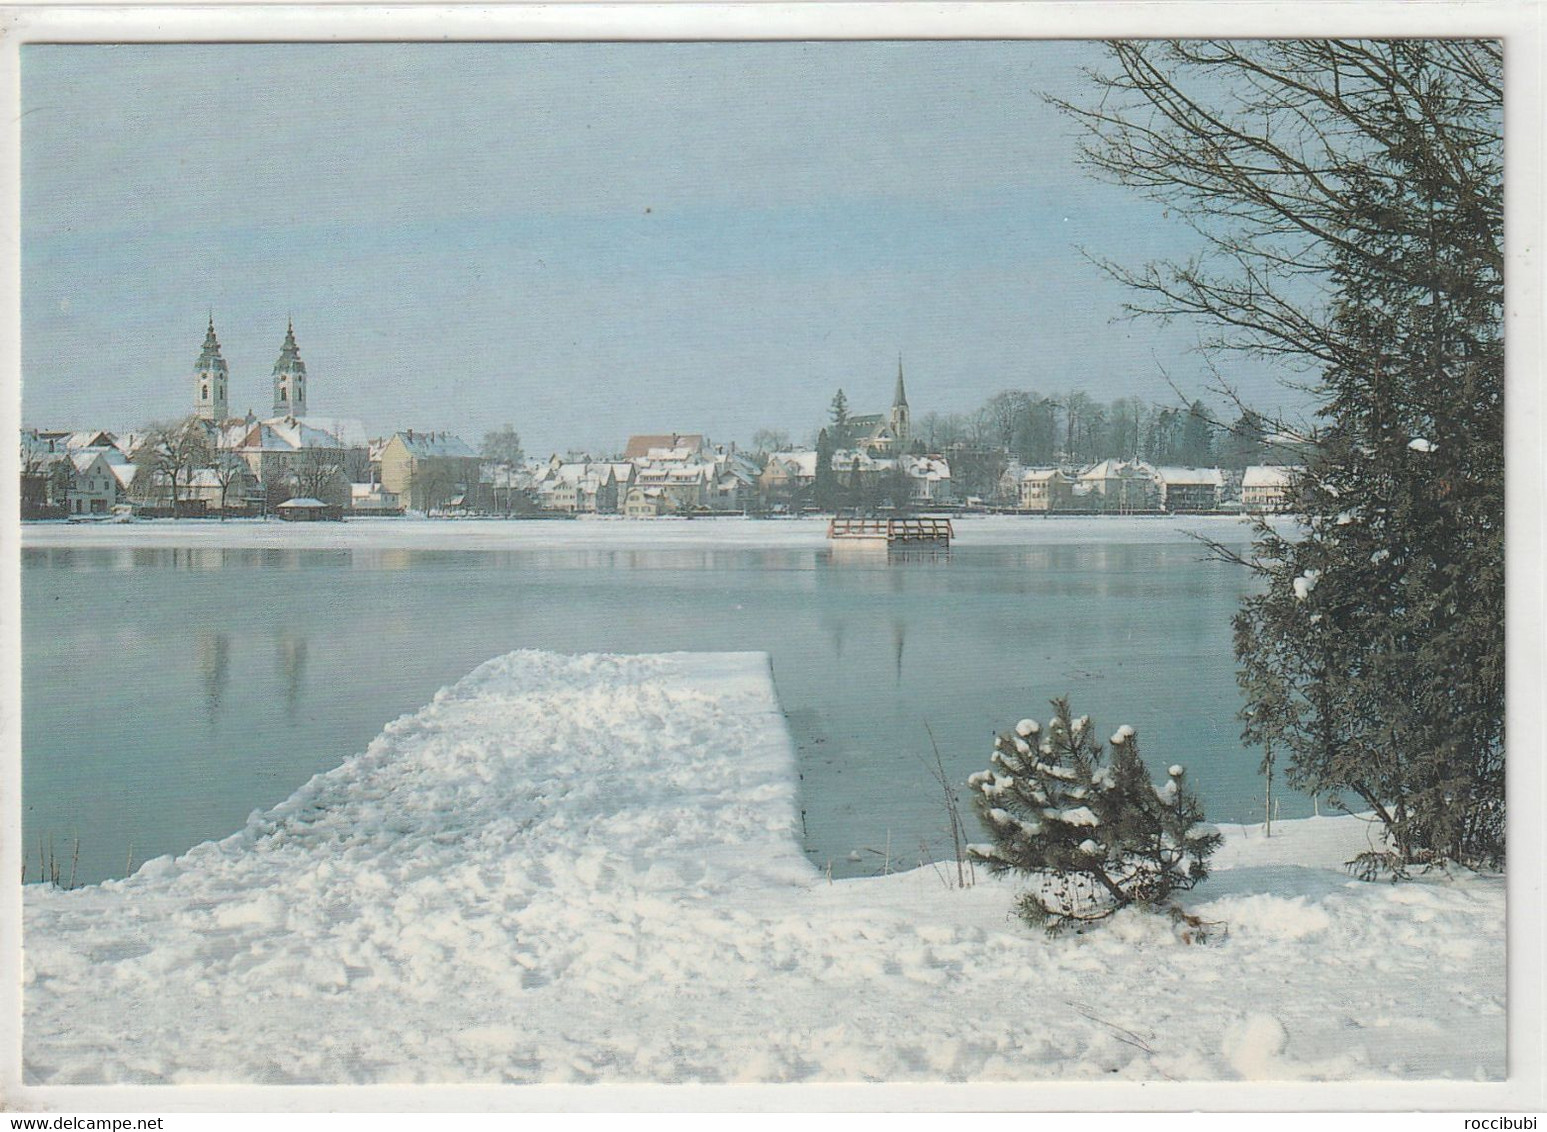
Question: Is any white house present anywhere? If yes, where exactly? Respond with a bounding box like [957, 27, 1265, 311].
[623, 485, 669, 517]
[1018, 468, 1073, 512]
[1077, 459, 1160, 512]
[901, 453, 953, 503]
[758, 450, 818, 510]
[1242, 465, 1301, 511]
[350, 482, 403, 514]
[65, 449, 128, 516]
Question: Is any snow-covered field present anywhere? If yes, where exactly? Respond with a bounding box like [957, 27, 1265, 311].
[20, 512, 1265, 551]
[21, 650, 1503, 1086]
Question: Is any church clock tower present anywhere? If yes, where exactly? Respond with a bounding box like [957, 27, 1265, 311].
[194, 315, 229, 422]
[272, 319, 307, 418]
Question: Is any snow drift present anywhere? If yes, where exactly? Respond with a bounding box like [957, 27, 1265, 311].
[23, 651, 1504, 1084]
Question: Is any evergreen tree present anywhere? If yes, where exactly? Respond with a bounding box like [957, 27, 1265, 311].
[829, 389, 850, 432]
[1219, 410, 1267, 471]
[1179, 400, 1213, 465]
[969, 697, 1220, 932]
[1059, 41, 1504, 872]
[1144, 406, 1181, 465]
[1016, 397, 1061, 465]
[1235, 109, 1504, 871]
[814, 427, 839, 512]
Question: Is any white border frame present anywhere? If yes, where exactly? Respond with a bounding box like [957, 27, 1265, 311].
[0, 3, 1541, 1114]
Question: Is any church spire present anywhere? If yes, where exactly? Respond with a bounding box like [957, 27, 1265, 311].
[889, 354, 911, 449]
[194, 314, 229, 422]
[272, 319, 308, 419]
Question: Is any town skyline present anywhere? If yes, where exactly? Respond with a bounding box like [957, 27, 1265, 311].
[21, 42, 1311, 455]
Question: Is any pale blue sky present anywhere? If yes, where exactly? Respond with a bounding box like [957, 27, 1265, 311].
[22, 42, 1295, 453]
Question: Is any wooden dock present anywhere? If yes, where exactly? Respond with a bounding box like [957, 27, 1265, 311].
[827, 516, 954, 550]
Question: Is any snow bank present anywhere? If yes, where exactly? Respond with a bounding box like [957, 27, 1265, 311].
[23, 652, 1503, 1085]
[21, 512, 1264, 553]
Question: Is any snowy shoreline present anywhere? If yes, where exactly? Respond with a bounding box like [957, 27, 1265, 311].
[20, 512, 1267, 552]
[22, 650, 1503, 1085]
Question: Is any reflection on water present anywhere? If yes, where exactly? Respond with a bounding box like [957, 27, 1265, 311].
[22, 539, 1278, 885]
[198, 631, 230, 726]
[277, 634, 308, 721]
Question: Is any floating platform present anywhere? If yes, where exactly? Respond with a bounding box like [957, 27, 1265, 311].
[827, 516, 954, 550]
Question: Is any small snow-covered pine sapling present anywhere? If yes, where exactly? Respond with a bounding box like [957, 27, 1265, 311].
[968, 697, 1221, 933]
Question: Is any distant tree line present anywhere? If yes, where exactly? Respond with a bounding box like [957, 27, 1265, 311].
[914, 391, 1274, 470]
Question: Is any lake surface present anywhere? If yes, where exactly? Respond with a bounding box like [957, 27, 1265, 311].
[20, 518, 1298, 885]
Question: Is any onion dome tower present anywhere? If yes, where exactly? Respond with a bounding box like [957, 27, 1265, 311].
[271, 318, 307, 419]
[193, 314, 229, 421]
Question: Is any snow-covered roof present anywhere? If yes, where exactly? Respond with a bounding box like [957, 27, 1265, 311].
[1021, 468, 1068, 483]
[902, 454, 950, 481]
[108, 463, 138, 489]
[767, 451, 818, 478]
[831, 448, 883, 470]
[643, 446, 698, 463]
[552, 463, 596, 486]
[1153, 466, 1224, 488]
[294, 416, 369, 449]
[624, 434, 706, 460]
[234, 417, 351, 453]
[391, 431, 477, 459]
[1242, 465, 1302, 488]
[67, 430, 119, 452]
[21, 430, 65, 459]
[1080, 459, 1157, 481]
[277, 496, 328, 508]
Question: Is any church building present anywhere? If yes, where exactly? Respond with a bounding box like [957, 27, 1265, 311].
[187, 315, 366, 510]
[191, 316, 320, 428]
[837, 358, 912, 456]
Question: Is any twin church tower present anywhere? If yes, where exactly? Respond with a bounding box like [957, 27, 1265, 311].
[193, 316, 308, 422]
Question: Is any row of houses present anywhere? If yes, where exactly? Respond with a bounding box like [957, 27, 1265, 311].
[529, 435, 957, 517]
[20, 421, 484, 519]
[758, 447, 953, 507]
[23, 420, 1301, 521]
[1005, 460, 1299, 513]
[21, 316, 497, 519]
[530, 435, 764, 517]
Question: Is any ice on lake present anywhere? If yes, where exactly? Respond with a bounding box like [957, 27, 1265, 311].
[21, 515, 1288, 885]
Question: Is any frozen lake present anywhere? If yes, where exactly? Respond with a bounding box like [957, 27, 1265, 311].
[21, 515, 1297, 885]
